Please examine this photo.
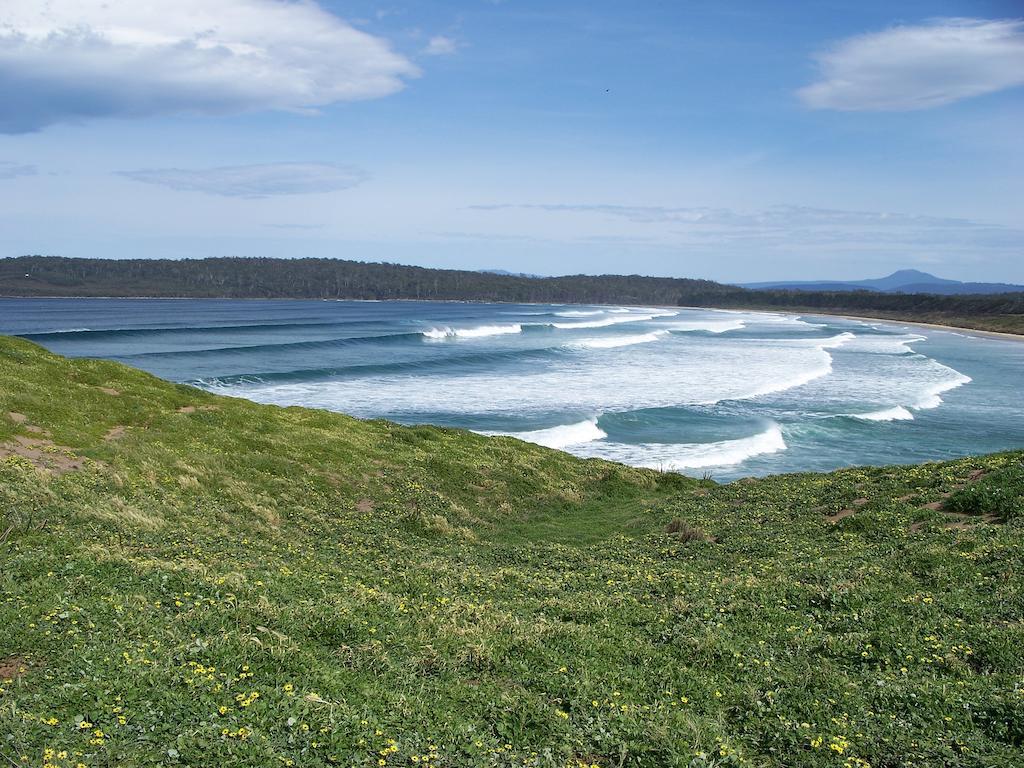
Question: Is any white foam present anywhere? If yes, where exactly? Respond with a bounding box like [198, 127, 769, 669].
[742, 313, 827, 329]
[727, 333, 855, 402]
[196, 305, 995, 474]
[852, 406, 915, 422]
[490, 418, 607, 449]
[580, 424, 786, 471]
[549, 311, 676, 330]
[845, 334, 926, 355]
[819, 332, 856, 349]
[669, 319, 746, 334]
[568, 331, 668, 349]
[913, 372, 972, 410]
[555, 310, 605, 317]
[422, 324, 522, 339]
[236, 329, 858, 416]
[733, 363, 832, 402]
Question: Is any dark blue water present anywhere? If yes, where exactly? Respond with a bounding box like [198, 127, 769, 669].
[3, 297, 1022, 480]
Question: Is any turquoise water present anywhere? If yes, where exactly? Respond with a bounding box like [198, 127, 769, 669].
[3, 297, 1022, 480]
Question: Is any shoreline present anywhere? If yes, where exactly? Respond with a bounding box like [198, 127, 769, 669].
[674, 304, 1024, 341]
[3, 294, 1021, 341]
[824, 313, 1024, 341]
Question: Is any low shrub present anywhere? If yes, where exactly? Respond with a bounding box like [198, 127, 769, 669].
[664, 517, 709, 542]
[945, 463, 1024, 521]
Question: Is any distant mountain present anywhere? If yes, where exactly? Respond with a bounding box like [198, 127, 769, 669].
[742, 269, 1024, 296]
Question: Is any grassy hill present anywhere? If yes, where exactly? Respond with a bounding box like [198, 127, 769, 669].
[1, 336, 1022, 767]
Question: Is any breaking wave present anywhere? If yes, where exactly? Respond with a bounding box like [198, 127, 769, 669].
[668, 319, 746, 334]
[727, 332, 855, 402]
[568, 331, 668, 349]
[488, 418, 607, 449]
[549, 311, 677, 330]
[581, 423, 787, 471]
[850, 406, 915, 422]
[423, 324, 523, 339]
[914, 372, 973, 409]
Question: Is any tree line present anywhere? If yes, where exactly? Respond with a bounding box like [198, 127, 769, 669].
[2, 256, 1022, 331]
[0, 256, 737, 304]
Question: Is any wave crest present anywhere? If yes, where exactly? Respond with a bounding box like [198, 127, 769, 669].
[549, 311, 676, 330]
[851, 406, 915, 422]
[423, 324, 522, 339]
[725, 332, 856, 402]
[488, 418, 607, 449]
[669, 319, 746, 334]
[568, 331, 668, 350]
[580, 424, 787, 471]
[913, 372, 972, 409]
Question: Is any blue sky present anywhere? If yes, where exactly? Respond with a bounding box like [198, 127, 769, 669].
[0, 0, 1022, 282]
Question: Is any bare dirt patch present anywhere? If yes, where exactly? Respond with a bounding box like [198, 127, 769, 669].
[176, 405, 219, 414]
[943, 519, 980, 531]
[913, 469, 1001, 527]
[6, 412, 47, 435]
[825, 508, 856, 524]
[104, 426, 127, 441]
[0, 657, 27, 680]
[825, 498, 869, 522]
[0, 435, 86, 475]
[356, 499, 375, 513]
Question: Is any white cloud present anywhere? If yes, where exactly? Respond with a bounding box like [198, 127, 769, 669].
[0, 161, 36, 179]
[423, 35, 458, 56]
[0, 0, 419, 132]
[469, 203, 1023, 255]
[799, 18, 1024, 111]
[119, 163, 367, 198]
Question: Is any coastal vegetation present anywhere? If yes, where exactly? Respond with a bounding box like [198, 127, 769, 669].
[2, 256, 1023, 334]
[2, 336, 1023, 767]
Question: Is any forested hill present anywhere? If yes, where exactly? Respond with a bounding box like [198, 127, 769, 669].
[2, 255, 1023, 333]
[0, 255, 734, 305]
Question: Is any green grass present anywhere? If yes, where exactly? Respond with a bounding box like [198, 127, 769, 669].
[1, 336, 1023, 768]
[945, 465, 1024, 522]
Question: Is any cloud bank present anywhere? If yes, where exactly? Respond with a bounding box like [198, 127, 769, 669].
[799, 18, 1024, 111]
[0, 161, 36, 179]
[119, 163, 368, 198]
[0, 0, 419, 133]
[469, 203, 1023, 255]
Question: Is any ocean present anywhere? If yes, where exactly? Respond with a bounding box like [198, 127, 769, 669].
[3, 297, 1023, 480]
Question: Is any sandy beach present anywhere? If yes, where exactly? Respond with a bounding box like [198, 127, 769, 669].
[813, 312, 1024, 341]
[674, 304, 1024, 342]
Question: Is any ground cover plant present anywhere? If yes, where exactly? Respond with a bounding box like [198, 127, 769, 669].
[1, 335, 1022, 767]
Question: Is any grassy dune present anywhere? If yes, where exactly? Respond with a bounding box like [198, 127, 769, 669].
[1, 336, 1022, 768]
